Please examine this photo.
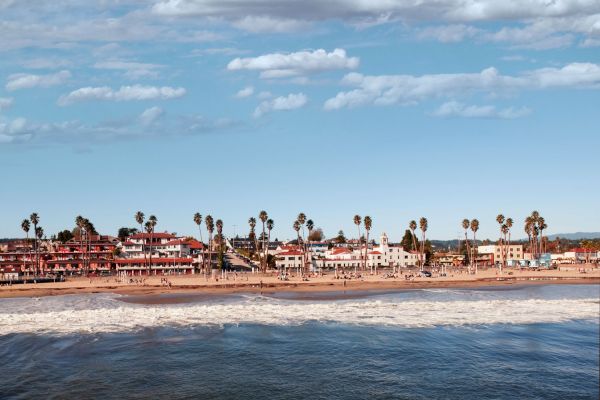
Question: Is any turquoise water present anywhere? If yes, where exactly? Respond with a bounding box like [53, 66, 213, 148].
[1, 284, 598, 399]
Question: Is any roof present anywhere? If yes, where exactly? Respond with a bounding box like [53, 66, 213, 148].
[570, 248, 596, 253]
[129, 232, 176, 240]
[331, 248, 352, 255]
[185, 239, 204, 249]
[369, 251, 382, 255]
[278, 251, 303, 256]
[114, 257, 193, 264]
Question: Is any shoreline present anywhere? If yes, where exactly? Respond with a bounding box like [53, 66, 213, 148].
[1, 274, 598, 299]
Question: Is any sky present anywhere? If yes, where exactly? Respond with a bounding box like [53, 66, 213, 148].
[0, 0, 599, 242]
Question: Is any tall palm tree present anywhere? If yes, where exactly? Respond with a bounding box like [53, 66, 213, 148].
[462, 219, 472, 272]
[193, 213, 203, 273]
[496, 214, 505, 269]
[84, 218, 94, 275]
[135, 211, 146, 269]
[205, 215, 214, 271]
[364, 216, 372, 273]
[147, 215, 157, 275]
[419, 217, 428, 271]
[538, 216, 547, 255]
[409, 220, 418, 262]
[21, 219, 30, 275]
[524, 216, 534, 257]
[297, 213, 307, 272]
[259, 211, 268, 271]
[35, 226, 44, 276]
[266, 219, 274, 272]
[29, 213, 40, 276]
[306, 218, 314, 270]
[293, 220, 301, 275]
[144, 221, 153, 275]
[353, 215, 362, 270]
[470, 219, 479, 274]
[216, 219, 224, 272]
[248, 217, 258, 259]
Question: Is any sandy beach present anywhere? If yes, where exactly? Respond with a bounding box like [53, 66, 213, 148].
[1, 266, 598, 299]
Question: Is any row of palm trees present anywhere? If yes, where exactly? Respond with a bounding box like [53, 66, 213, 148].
[134, 211, 157, 274]
[75, 215, 96, 275]
[461, 218, 479, 273]
[192, 213, 227, 273]
[496, 214, 514, 273]
[20, 213, 44, 276]
[525, 211, 548, 258]
[352, 215, 372, 272]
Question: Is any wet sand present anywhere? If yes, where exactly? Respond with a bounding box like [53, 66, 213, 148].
[1, 267, 598, 300]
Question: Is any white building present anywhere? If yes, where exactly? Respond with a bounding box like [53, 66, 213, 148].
[122, 232, 192, 258]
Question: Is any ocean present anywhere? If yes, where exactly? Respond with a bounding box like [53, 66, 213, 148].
[1, 284, 598, 399]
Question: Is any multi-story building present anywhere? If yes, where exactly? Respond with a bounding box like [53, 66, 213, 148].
[477, 244, 524, 265]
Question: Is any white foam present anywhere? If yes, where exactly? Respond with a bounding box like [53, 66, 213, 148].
[0, 296, 597, 335]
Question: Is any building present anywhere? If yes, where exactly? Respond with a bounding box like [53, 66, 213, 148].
[477, 244, 524, 265]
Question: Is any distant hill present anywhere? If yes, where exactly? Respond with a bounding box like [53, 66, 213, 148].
[544, 232, 600, 240]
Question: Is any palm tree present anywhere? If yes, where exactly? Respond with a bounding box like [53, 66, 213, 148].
[462, 219, 471, 272]
[409, 220, 418, 265]
[29, 213, 39, 276]
[205, 215, 214, 271]
[21, 219, 30, 275]
[364, 216, 372, 273]
[524, 216, 534, 257]
[135, 211, 146, 269]
[144, 221, 153, 275]
[353, 215, 362, 270]
[496, 214, 505, 270]
[147, 215, 157, 275]
[306, 218, 314, 270]
[297, 213, 307, 272]
[419, 217, 428, 271]
[293, 220, 301, 275]
[470, 219, 479, 274]
[193, 213, 203, 273]
[266, 218, 274, 272]
[35, 226, 44, 276]
[259, 211, 268, 271]
[83, 218, 94, 275]
[248, 217, 258, 259]
[538, 216, 547, 255]
[216, 219, 224, 272]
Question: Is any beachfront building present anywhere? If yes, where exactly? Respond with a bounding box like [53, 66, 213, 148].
[114, 257, 196, 276]
[275, 250, 306, 272]
[317, 233, 419, 271]
[477, 244, 524, 265]
[45, 235, 119, 275]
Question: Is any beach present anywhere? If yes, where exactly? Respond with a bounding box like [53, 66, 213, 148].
[1, 265, 598, 299]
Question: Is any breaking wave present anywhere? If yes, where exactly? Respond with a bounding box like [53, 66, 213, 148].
[0, 292, 598, 335]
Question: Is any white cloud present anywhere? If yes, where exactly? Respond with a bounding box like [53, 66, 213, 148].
[58, 85, 186, 106]
[433, 101, 531, 119]
[94, 60, 164, 79]
[324, 63, 600, 110]
[0, 116, 31, 143]
[253, 93, 307, 117]
[234, 86, 254, 98]
[0, 97, 13, 111]
[6, 70, 71, 91]
[139, 106, 164, 125]
[228, 48, 359, 79]
[244, 48, 357, 75]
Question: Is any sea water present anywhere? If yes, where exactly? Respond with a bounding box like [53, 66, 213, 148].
[0, 284, 598, 399]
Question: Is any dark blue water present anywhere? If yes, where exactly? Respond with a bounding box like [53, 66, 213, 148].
[1, 285, 598, 399]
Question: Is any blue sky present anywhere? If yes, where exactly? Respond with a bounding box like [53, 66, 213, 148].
[0, 0, 599, 241]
